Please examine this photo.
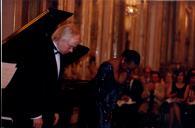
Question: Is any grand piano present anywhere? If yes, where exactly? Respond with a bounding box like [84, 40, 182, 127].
[2, 8, 89, 65]
[2, 8, 96, 128]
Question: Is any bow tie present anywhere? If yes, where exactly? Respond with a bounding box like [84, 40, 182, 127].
[53, 44, 61, 55]
[54, 50, 61, 55]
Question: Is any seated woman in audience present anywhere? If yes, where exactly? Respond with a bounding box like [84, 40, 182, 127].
[184, 68, 195, 128]
[139, 71, 165, 115]
[168, 70, 187, 128]
[185, 69, 195, 103]
[160, 71, 174, 112]
[164, 71, 174, 99]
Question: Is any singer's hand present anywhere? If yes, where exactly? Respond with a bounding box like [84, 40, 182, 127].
[33, 118, 43, 128]
[53, 113, 59, 126]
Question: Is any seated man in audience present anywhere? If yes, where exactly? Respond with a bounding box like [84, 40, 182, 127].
[139, 71, 165, 115]
[138, 71, 165, 127]
[113, 70, 143, 128]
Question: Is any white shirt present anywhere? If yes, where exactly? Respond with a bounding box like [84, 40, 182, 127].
[53, 42, 61, 78]
[129, 79, 134, 90]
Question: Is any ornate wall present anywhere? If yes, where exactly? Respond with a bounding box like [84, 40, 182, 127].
[58, 0, 195, 77]
[2, 0, 195, 80]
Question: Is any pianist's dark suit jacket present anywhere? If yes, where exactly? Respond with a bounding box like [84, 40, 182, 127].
[2, 35, 65, 119]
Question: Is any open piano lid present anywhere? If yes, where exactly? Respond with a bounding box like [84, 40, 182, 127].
[2, 8, 89, 64]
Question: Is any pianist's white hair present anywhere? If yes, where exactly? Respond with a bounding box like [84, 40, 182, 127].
[52, 23, 80, 42]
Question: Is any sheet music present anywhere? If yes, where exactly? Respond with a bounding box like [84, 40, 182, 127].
[1, 62, 17, 88]
[188, 100, 195, 105]
[117, 98, 136, 107]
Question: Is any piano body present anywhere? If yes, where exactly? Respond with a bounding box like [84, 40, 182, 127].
[2, 8, 89, 65]
[2, 8, 92, 127]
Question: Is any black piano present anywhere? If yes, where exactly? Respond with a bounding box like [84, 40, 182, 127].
[2, 8, 97, 128]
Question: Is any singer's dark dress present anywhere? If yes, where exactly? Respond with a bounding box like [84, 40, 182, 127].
[95, 62, 130, 128]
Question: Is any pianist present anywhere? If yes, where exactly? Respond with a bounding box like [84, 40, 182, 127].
[3, 23, 81, 128]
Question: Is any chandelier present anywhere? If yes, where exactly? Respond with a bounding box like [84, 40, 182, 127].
[125, 0, 141, 16]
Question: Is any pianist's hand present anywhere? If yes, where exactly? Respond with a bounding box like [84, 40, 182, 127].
[53, 113, 60, 126]
[33, 118, 43, 128]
